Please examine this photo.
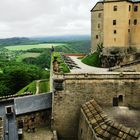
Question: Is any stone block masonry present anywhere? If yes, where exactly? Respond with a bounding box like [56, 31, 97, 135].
[16, 109, 51, 132]
[0, 117, 4, 140]
[52, 73, 140, 139]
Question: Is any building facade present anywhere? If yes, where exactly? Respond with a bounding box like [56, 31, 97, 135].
[91, 0, 140, 54]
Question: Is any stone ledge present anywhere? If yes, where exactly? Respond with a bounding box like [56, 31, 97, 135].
[53, 73, 140, 80]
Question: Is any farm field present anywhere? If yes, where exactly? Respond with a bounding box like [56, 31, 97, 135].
[5, 43, 65, 51]
[16, 52, 41, 62]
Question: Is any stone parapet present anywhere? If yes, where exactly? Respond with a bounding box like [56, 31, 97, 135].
[52, 72, 140, 139]
[53, 72, 140, 80]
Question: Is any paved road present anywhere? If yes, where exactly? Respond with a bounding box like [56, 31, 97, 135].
[69, 56, 108, 73]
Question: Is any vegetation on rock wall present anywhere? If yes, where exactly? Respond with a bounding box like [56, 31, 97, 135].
[52, 52, 70, 73]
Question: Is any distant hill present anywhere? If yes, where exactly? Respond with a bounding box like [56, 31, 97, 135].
[31, 35, 90, 42]
[0, 35, 90, 47]
[0, 37, 39, 47]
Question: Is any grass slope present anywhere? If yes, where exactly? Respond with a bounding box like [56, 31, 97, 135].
[16, 81, 36, 95]
[5, 43, 64, 51]
[39, 80, 50, 93]
[82, 52, 101, 67]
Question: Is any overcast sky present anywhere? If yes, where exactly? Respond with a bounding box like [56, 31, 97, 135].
[0, 0, 98, 38]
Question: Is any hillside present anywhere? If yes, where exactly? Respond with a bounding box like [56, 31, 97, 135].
[31, 35, 90, 42]
[0, 35, 90, 97]
[0, 37, 39, 47]
[0, 35, 90, 48]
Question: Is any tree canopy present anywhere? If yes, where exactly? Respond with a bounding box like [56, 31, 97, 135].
[0, 62, 42, 96]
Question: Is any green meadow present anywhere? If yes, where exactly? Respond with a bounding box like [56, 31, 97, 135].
[5, 43, 64, 51]
[16, 53, 41, 62]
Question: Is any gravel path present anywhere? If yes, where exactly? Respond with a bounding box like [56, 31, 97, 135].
[36, 80, 41, 94]
[69, 56, 108, 73]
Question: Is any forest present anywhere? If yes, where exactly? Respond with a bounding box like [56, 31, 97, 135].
[0, 37, 90, 96]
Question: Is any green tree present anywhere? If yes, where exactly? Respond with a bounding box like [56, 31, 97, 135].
[3, 62, 41, 95]
[0, 83, 10, 96]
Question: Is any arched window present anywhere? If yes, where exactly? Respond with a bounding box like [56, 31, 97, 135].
[118, 95, 123, 102]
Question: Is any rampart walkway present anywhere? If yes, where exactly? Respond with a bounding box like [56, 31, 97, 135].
[69, 56, 108, 73]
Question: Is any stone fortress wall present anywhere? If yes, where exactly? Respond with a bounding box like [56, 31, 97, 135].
[0, 117, 4, 140]
[16, 109, 51, 132]
[52, 73, 140, 140]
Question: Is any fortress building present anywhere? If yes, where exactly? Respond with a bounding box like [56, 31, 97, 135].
[91, 0, 140, 54]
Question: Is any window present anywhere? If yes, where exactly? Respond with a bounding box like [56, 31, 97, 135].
[114, 38, 116, 42]
[129, 5, 131, 11]
[128, 29, 130, 32]
[98, 23, 100, 28]
[134, 5, 138, 12]
[81, 129, 83, 135]
[114, 30, 117, 34]
[113, 5, 117, 11]
[118, 95, 123, 102]
[129, 19, 131, 25]
[113, 97, 118, 106]
[96, 35, 98, 39]
[134, 19, 137, 25]
[113, 20, 116, 25]
[98, 13, 101, 18]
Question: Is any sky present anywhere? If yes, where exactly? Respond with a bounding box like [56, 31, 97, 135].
[0, 0, 98, 38]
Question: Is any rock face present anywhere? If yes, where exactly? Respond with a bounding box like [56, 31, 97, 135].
[100, 51, 140, 68]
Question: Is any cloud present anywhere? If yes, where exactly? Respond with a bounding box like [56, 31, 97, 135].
[0, 0, 98, 38]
